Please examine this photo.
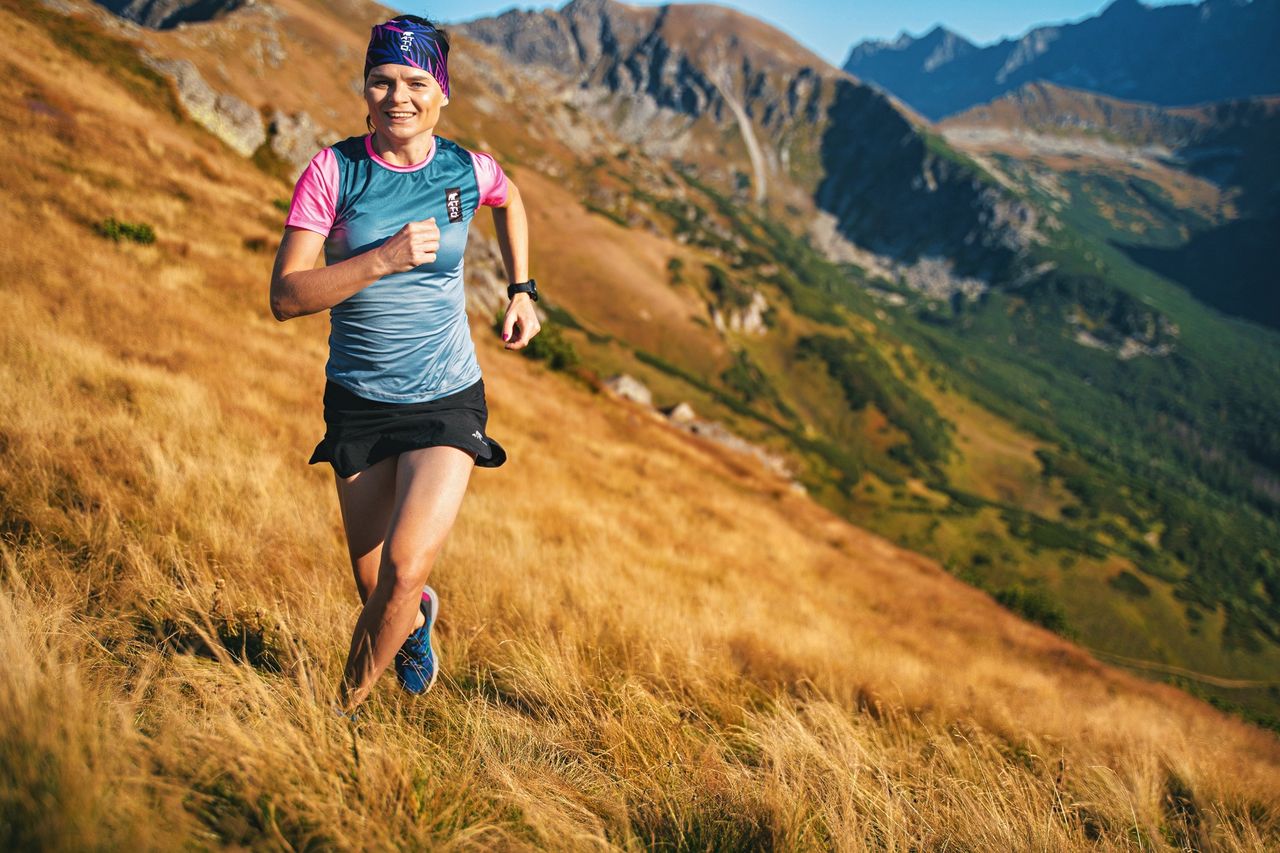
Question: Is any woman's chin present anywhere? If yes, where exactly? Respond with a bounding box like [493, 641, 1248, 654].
[375, 122, 430, 140]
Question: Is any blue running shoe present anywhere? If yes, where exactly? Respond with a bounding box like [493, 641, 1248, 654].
[394, 586, 439, 695]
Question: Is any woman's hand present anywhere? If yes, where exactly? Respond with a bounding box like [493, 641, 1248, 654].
[375, 217, 440, 273]
[501, 293, 541, 350]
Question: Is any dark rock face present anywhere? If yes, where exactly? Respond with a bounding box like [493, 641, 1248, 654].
[844, 0, 1280, 120]
[817, 80, 1032, 278]
[93, 0, 246, 29]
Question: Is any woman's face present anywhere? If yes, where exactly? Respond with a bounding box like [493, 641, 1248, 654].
[364, 63, 449, 141]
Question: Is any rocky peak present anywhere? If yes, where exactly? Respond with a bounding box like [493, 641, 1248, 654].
[843, 25, 975, 70]
[1098, 0, 1148, 18]
[919, 26, 978, 71]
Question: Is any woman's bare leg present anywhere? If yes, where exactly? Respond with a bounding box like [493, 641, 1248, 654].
[334, 455, 398, 605]
[336, 445, 475, 710]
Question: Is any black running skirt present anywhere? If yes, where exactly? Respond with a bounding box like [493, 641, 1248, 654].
[308, 378, 507, 478]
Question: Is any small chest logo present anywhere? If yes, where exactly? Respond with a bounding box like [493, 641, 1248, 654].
[445, 187, 463, 223]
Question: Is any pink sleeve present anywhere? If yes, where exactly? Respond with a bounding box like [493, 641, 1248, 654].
[471, 150, 509, 209]
[285, 148, 338, 236]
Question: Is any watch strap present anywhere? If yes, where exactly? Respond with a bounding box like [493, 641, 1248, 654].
[507, 279, 538, 302]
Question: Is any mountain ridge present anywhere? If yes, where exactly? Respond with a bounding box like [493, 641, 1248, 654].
[461, 0, 1041, 285]
[939, 80, 1280, 331]
[843, 0, 1280, 120]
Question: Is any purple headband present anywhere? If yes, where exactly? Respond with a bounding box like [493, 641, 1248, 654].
[364, 18, 450, 97]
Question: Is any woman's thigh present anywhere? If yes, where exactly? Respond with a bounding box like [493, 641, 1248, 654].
[381, 445, 476, 586]
[334, 455, 398, 589]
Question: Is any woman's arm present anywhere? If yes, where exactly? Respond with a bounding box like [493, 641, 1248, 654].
[269, 219, 441, 321]
[492, 181, 541, 349]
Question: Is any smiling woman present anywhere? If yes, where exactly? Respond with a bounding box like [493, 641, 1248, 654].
[267, 14, 541, 716]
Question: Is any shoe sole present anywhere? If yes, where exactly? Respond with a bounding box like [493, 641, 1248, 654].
[422, 584, 440, 693]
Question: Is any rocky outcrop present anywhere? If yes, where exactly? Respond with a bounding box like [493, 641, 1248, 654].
[601, 377, 795, 481]
[660, 403, 793, 480]
[267, 109, 330, 172]
[144, 57, 264, 156]
[711, 290, 769, 334]
[897, 258, 988, 302]
[462, 232, 514, 319]
[603, 374, 653, 407]
[92, 0, 246, 29]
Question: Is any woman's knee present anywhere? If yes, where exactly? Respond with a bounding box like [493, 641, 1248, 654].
[379, 542, 442, 593]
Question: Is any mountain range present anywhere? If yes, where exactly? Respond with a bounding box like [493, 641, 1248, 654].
[461, 0, 1040, 284]
[843, 0, 1280, 121]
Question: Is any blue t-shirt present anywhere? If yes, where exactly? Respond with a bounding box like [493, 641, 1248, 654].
[285, 134, 510, 403]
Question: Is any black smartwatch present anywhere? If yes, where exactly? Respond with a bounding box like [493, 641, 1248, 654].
[507, 279, 539, 302]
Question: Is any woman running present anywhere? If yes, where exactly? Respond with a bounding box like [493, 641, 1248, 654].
[269, 14, 540, 714]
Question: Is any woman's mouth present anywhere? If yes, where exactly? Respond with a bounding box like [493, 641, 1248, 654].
[386, 111, 416, 122]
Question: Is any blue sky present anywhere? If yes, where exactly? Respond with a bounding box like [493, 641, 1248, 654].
[399, 0, 1194, 67]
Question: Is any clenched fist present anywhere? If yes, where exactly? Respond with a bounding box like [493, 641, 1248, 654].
[376, 218, 440, 273]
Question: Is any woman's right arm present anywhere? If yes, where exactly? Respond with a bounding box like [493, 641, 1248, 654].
[269, 219, 440, 321]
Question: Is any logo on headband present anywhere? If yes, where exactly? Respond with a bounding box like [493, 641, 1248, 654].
[400, 31, 415, 52]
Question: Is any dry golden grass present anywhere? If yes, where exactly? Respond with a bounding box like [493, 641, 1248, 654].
[2, 2, 1280, 849]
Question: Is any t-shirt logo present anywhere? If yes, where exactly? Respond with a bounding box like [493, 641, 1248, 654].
[445, 187, 462, 223]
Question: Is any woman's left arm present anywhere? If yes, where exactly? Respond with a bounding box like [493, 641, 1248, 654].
[492, 180, 540, 350]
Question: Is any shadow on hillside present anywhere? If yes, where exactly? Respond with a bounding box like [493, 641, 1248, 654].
[135, 612, 284, 673]
[1114, 213, 1280, 333]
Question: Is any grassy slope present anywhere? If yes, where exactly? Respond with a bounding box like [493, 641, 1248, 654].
[3, 4, 1280, 847]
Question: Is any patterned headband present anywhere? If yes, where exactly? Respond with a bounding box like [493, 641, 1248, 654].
[364, 18, 450, 98]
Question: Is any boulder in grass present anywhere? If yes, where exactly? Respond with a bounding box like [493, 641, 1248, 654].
[663, 402, 697, 424]
[603, 374, 652, 407]
[144, 57, 265, 157]
[268, 109, 332, 172]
